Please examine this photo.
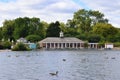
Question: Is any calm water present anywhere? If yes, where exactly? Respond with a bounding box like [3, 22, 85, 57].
[0, 50, 120, 80]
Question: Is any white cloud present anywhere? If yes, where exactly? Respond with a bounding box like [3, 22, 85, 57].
[0, 0, 120, 27]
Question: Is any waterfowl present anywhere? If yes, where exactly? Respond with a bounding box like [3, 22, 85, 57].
[26, 55, 30, 57]
[16, 55, 19, 57]
[8, 55, 11, 57]
[63, 59, 66, 61]
[111, 57, 115, 59]
[49, 71, 58, 76]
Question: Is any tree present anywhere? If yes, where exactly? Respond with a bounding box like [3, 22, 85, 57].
[46, 21, 61, 37]
[2, 20, 15, 41]
[26, 35, 42, 42]
[13, 17, 46, 39]
[92, 23, 118, 41]
[87, 34, 101, 43]
[70, 9, 108, 33]
[0, 27, 3, 40]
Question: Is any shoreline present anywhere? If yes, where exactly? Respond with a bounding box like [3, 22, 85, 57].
[0, 49, 11, 52]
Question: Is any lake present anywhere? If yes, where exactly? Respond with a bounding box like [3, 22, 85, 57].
[0, 50, 120, 80]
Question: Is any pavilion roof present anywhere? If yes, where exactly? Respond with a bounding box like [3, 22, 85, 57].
[39, 37, 84, 43]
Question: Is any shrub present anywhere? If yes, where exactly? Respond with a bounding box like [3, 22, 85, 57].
[3, 41, 12, 49]
[0, 41, 11, 49]
[114, 42, 120, 47]
[12, 42, 30, 51]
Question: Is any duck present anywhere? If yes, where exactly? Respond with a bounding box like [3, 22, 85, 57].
[49, 71, 58, 76]
[16, 55, 19, 57]
[8, 55, 11, 57]
[63, 59, 66, 61]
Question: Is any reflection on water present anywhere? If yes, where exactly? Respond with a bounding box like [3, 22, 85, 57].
[0, 50, 120, 80]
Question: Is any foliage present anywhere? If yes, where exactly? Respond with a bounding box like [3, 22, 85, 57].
[12, 42, 30, 51]
[98, 42, 105, 48]
[0, 28, 3, 40]
[93, 23, 118, 41]
[70, 9, 108, 33]
[87, 34, 101, 43]
[46, 21, 61, 37]
[84, 41, 89, 48]
[0, 41, 11, 49]
[2, 20, 15, 41]
[26, 35, 42, 42]
[114, 42, 120, 47]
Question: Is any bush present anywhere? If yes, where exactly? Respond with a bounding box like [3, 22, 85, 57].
[3, 41, 12, 49]
[114, 42, 120, 47]
[0, 41, 11, 49]
[12, 42, 30, 51]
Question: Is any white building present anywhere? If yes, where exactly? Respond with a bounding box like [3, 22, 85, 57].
[105, 43, 114, 49]
[17, 37, 27, 43]
[39, 31, 85, 49]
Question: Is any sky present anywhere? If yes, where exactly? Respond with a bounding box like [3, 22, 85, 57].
[0, 0, 120, 27]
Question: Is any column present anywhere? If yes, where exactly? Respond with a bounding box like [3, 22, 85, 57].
[80, 43, 81, 48]
[96, 44, 98, 49]
[72, 43, 74, 48]
[46, 43, 47, 49]
[76, 43, 78, 49]
[61, 43, 63, 49]
[65, 43, 67, 48]
[69, 43, 70, 48]
[50, 43, 51, 48]
[54, 43, 55, 49]
[57, 43, 60, 48]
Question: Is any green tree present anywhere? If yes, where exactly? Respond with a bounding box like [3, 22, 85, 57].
[87, 34, 101, 43]
[46, 21, 61, 37]
[26, 35, 42, 42]
[93, 23, 118, 41]
[2, 20, 15, 41]
[0, 27, 3, 40]
[70, 9, 108, 33]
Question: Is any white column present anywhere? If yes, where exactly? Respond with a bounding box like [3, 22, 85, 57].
[61, 43, 63, 48]
[96, 44, 98, 49]
[80, 43, 81, 48]
[58, 43, 60, 48]
[50, 43, 51, 48]
[65, 43, 67, 48]
[72, 43, 74, 48]
[54, 43, 55, 49]
[46, 43, 47, 49]
[76, 43, 78, 49]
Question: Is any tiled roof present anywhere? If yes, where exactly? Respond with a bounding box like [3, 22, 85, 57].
[39, 37, 84, 43]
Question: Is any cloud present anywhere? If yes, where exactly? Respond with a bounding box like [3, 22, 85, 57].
[0, 0, 120, 27]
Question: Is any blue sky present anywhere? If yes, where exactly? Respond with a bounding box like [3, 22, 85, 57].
[0, 0, 120, 27]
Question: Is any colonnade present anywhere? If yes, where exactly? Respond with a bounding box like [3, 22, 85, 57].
[43, 42, 84, 49]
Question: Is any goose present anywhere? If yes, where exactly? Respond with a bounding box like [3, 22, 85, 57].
[49, 71, 58, 76]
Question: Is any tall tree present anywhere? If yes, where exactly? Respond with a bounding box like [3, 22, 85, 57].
[46, 21, 61, 37]
[70, 9, 108, 33]
[2, 20, 15, 41]
[92, 23, 118, 41]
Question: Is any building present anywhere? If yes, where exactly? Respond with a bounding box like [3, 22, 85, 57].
[17, 37, 27, 43]
[105, 43, 114, 49]
[39, 31, 85, 49]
